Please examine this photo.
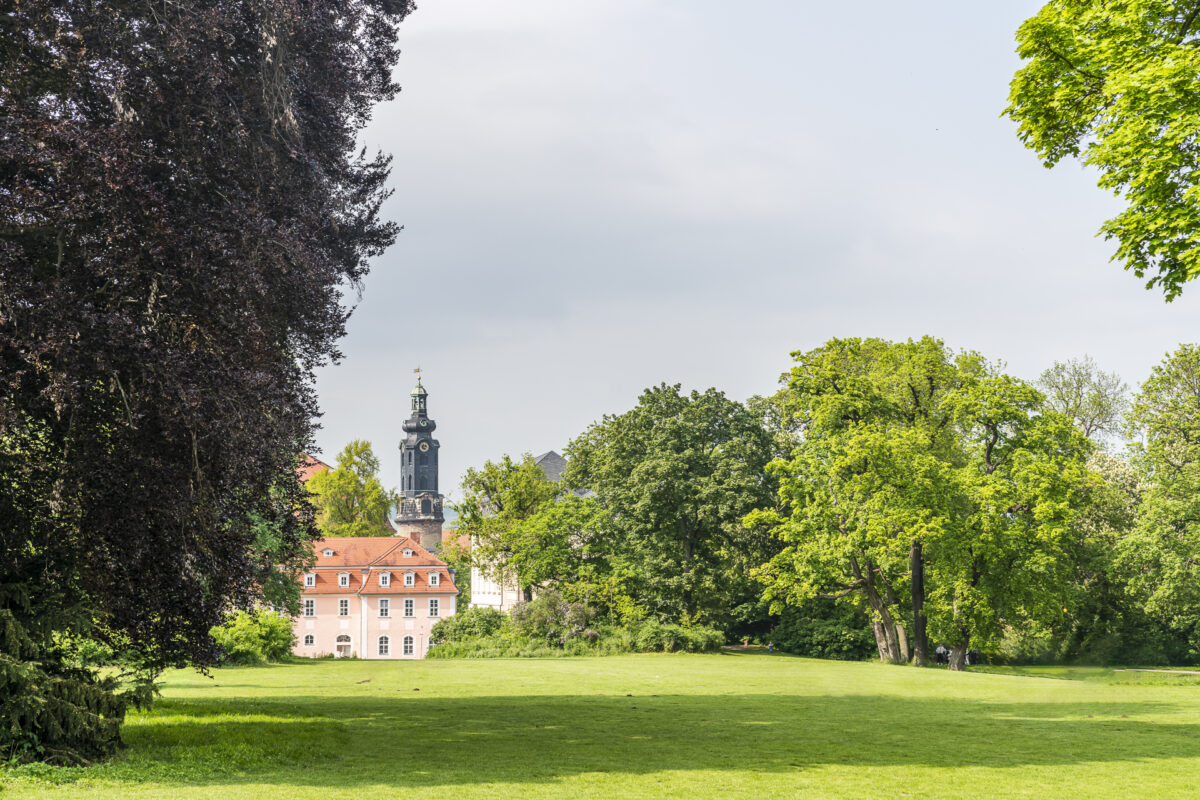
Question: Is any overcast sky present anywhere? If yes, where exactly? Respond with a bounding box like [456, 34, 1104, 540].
[312, 0, 1200, 502]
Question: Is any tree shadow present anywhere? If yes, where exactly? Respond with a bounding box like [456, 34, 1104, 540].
[88, 688, 1200, 788]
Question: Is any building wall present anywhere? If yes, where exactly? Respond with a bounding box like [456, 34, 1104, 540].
[293, 592, 457, 659]
[469, 557, 524, 612]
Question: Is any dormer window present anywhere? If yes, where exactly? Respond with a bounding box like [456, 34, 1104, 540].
[379, 572, 390, 588]
[429, 572, 440, 587]
[404, 572, 415, 587]
[402, 548, 413, 558]
[322, 548, 334, 557]
[338, 572, 350, 588]
[304, 574, 315, 588]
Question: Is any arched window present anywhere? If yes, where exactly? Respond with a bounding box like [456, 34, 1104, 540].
[335, 634, 352, 658]
[378, 636, 390, 656]
[303, 634, 314, 646]
[403, 636, 414, 656]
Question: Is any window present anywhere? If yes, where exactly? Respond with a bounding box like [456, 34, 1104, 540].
[303, 634, 314, 646]
[403, 636, 414, 656]
[338, 598, 349, 616]
[404, 572, 415, 587]
[421, 498, 431, 513]
[323, 548, 333, 557]
[402, 548, 413, 557]
[379, 572, 390, 588]
[429, 572, 440, 587]
[303, 599, 315, 617]
[338, 573, 349, 588]
[404, 598, 414, 617]
[429, 598, 440, 617]
[304, 573, 315, 587]
[378, 636, 390, 656]
[379, 599, 390, 618]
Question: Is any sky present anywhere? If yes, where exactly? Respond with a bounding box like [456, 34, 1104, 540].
[312, 0, 1200, 503]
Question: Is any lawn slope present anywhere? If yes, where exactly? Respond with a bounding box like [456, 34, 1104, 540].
[4, 653, 1200, 799]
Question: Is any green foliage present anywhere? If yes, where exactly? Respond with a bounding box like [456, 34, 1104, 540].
[452, 453, 562, 595]
[1119, 344, 1200, 656]
[429, 607, 507, 645]
[306, 441, 397, 537]
[770, 600, 876, 661]
[566, 384, 777, 631]
[427, 598, 723, 659]
[210, 611, 295, 667]
[1006, 1, 1200, 297]
[757, 337, 1093, 668]
[1038, 356, 1130, 443]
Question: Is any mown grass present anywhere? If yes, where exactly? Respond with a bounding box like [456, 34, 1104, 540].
[4, 653, 1200, 799]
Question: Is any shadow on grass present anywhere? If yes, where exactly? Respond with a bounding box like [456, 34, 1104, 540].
[66, 687, 1200, 789]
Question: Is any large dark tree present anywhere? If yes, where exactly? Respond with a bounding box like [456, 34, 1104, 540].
[0, 0, 411, 761]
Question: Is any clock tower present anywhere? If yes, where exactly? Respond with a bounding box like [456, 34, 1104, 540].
[395, 376, 444, 551]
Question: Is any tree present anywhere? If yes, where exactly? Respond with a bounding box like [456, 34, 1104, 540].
[757, 338, 1092, 669]
[1, 0, 410, 761]
[1121, 344, 1200, 654]
[453, 454, 562, 601]
[755, 337, 980, 665]
[1006, 2, 1200, 298]
[306, 441, 397, 537]
[1038, 356, 1129, 443]
[567, 384, 777, 631]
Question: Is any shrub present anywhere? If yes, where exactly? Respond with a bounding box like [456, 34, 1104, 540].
[633, 620, 723, 653]
[210, 610, 294, 666]
[430, 607, 507, 645]
[770, 600, 875, 660]
[509, 591, 596, 646]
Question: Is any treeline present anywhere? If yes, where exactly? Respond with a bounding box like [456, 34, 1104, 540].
[455, 337, 1200, 668]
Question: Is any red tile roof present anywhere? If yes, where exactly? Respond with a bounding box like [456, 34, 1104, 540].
[298, 454, 332, 484]
[303, 536, 459, 595]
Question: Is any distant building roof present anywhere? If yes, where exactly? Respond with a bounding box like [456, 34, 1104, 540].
[534, 450, 568, 483]
[299, 455, 331, 483]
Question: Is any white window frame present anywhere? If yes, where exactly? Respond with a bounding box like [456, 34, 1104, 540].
[378, 635, 390, 656]
[379, 598, 390, 618]
[403, 635, 414, 656]
[402, 548, 413, 557]
[404, 598, 414, 617]
[338, 573, 350, 588]
[323, 549, 334, 557]
[429, 598, 440, 617]
[303, 599, 315, 617]
[404, 572, 415, 587]
[338, 598, 349, 617]
[303, 634, 315, 646]
[429, 572, 440, 587]
[379, 572, 390, 588]
[304, 573, 315, 588]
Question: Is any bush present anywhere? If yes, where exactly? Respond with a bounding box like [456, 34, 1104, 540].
[210, 610, 294, 665]
[770, 600, 875, 660]
[430, 607, 507, 645]
[632, 620, 723, 653]
[509, 591, 597, 646]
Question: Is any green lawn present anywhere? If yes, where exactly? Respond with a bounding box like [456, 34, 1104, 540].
[5, 653, 1200, 799]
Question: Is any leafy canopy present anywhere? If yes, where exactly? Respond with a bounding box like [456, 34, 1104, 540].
[307, 441, 397, 537]
[1007, 1, 1200, 297]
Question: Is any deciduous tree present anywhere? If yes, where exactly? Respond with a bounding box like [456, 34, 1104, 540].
[0, 0, 410, 761]
[307, 441, 397, 537]
[1006, 1, 1200, 297]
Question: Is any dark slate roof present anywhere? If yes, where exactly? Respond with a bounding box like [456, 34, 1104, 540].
[534, 450, 568, 483]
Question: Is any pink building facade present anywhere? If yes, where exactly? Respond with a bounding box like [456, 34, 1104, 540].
[292, 536, 459, 660]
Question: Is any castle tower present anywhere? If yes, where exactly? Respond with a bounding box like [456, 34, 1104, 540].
[395, 375, 444, 551]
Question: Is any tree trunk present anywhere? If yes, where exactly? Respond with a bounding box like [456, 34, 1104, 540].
[910, 540, 930, 666]
[895, 623, 910, 662]
[851, 556, 905, 663]
[872, 620, 888, 661]
[948, 631, 970, 671]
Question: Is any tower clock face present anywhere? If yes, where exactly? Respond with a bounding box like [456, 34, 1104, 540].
[419, 441, 430, 452]
[420, 419, 428, 427]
